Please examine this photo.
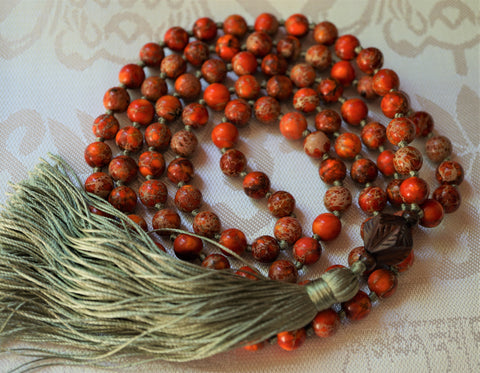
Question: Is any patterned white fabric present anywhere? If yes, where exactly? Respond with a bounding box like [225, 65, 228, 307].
[1, 1, 479, 372]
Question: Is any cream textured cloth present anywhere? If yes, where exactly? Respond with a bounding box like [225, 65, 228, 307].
[1, 1, 479, 372]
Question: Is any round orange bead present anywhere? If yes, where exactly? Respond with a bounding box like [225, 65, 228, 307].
[118, 63, 145, 89]
[386, 117, 416, 146]
[167, 157, 194, 184]
[368, 269, 398, 298]
[108, 185, 137, 213]
[377, 149, 396, 176]
[372, 68, 400, 96]
[313, 21, 338, 45]
[155, 95, 182, 122]
[235, 75, 261, 100]
[193, 211, 221, 238]
[203, 83, 230, 111]
[312, 212, 342, 241]
[84, 172, 114, 199]
[324, 185, 352, 212]
[279, 112, 308, 140]
[358, 186, 387, 214]
[174, 185, 202, 213]
[174, 73, 201, 100]
[268, 260, 298, 283]
[251, 235, 280, 263]
[138, 151, 165, 178]
[215, 34, 241, 61]
[334, 34, 360, 60]
[103, 87, 130, 112]
[356, 75, 377, 99]
[393, 145, 423, 175]
[277, 328, 306, 351]
[246, 31, 273, 57]
[141, 76, 168, 101]
[224, 98, 252, 127]
[92, 114, 119, 140]
[219, 228, 247, 257]
[276, 35, 301, 60]
[351, 158, 378, 185]
[267, 191, 296, 218]
[420, 199, 444, 228]
[139, 42, 164, 67]
[201, 58, 227, 83]
[232, 51, 258, 76]
[254, 96, 281, 123]
[115, 126, 143, 153]
[182, 103, 209, 129]
[361, 121, 386, 150]
[381, 91, 409, 118]
[160, 54, 186, 79]
[184, 41, 209, 66]
[305, 44, 331, 71]
[84, 142, 112, 168]
[312, 308, 340, 337]
[144, 122, 171, 150]
[356, 47, 383, 75]
[290, 63, 316, 88]
[315, 109, 341, 134]
[285, 14, 309, 37]
[163, 26, 189, 51]
[303, 131, 331, 158]
[331, 60, 356, 86]
[400, 176, 430, 205]
[127, 98, 154, 126]
[334, 132, 362, 159]
[192, 17, 217, 41]
[341, 98, 368, 126]
[319, 157, 347, 184]
[274, 216, 302, 245]
[243, 171, 270, 199]
[293, 87, 320, 113]
[139, 179, 167, 208]
[211, 122, 239, 149]
[173, 234, 203, 261]
[223, 14, 248, 38]
[317, 77, 344, 103]
[201, 253, 230, 270]
[152, 208, 181, 234]
[266, 75, 293, 101]
[341, 290, 371, 321]
[254, 13, 279, 35]
[108, 155, 138, 183]
[410, 111, 434, 137]
[293, 237, 321, 265]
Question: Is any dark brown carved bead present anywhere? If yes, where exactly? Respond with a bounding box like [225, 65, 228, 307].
[362, 213, 413, 266]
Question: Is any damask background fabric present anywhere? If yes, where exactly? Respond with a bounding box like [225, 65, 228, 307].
[0, 0, 479, 372]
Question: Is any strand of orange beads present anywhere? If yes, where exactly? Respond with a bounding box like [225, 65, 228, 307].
[83, 12, 464, 354]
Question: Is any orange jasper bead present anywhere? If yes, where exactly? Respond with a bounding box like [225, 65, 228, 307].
[254, 13, 279, 35]
[312, 212, 342, 241]
[372, 68, 400, 96]
[386, 117, 416, 146]
[155, 95, 182, 122]
[215, 34, 241, 61]
[368, 269, 398, 298]
[173, 234, 203, 261]
[223, 14, 248, 38]
[279, 112, 308, 140]
[127, 98, 154, 126]
[331, 60, 356, 86]
[243, 171, 270, 199]
[182, 103, 209, 129]
[334, 132, 362, 159]
[203, 83, 230, 111]
[211, 122, 239, 149]
[285, 13, 309, 37]
[193, 17, 217, 41]
[341, 290, 372, 320]
[312, 308, 341, 337]
[400, 176, 430, 205]
[420, 199, 444, 227]
[341, 98, 368, 126]
[118, 63, 145, 89]
[334, 34, 360, 60]
[219, 228, 247, 256]
[381, 91, 409, 119]
[277, 328, 306, 351]
[313, 21, 338, 45]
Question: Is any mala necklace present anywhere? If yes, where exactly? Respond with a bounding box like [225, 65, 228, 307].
[0, 13, 464, 370]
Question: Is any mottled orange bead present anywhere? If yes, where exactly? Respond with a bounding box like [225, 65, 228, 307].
[103, 87, 130, 112]
[170, 129, 198, 157]
[356, 75, 377, 99]
[203, 83, 230, 111]
[232, 51, 258, 76]
[219, 228, 247, 257]
[193, 211, 221, 238]
[235, 266, 259, 280]
[274, 216, 302, 245]
[433, 184, 461, 213]
[201, 58, 227, 83]
[293, 237, 321, 265]
[127, 98, 155, 126]
[201, 253, 230, 270]
[303, 130, 331, 159]
[290, 63, 316, 87]
[335, 34, 360, 60]
[235, 75, 261, 100]
[246, 31, 273, 57]
[118, 63, 145, 89]
[84, 172, 114, 199]
[139, 42, 164, 67]
[341, 98, 368, 126]
[358, 186, 387, 214]
[410, 111, 434, 137]
[164, 26, 189, 51]
[211, 122, 239, 149]
[341, 290, 371, 320]
[115, 126, 143, 153]
[152, 208, 181, 234]
[420, 199, 444, 228]
[261, 53, 288, 76]
[356, 47, 383, 75]
[268, 260, 298, 283]
[393, 145, 423, 175]
[276, 36, 301, 60]
[368, 269, 398, 298]
[312, 212, 342, 241]
[139, 179, 167, 208]
[144, 122, 171, 150]
[167, 157, 194, 184]
[224, 98, 252, 127]
[138, 151, 165, 178]
[251, 235, 280, 263]
[317, 77, 344, 103]
[331, 60, 356, 86]
[254, 96, 281, 123]
[381, 91, 409, 119]
[386, 117, 416, 146]
[348, 245, 376, 272]
[254, 13, 279, 35]
[84, 142, 112, 168]
[279, 112, 308, 140]
[193, 17, 217, 41]
[392, 250, 415, 272]
[127, 214, 148, 231]
[436, 160, 464, 185]
[223, 14, 248, 38]
[92, 114, 119, 140]
[215, 34, 241, 62]
[174, 73, 201, 100]
[319, 157, 347, 184]
[400, 176, 430, 204]
[173, 234, 203, 261]
[220, 149, 247, 176]
[174, 185, 202, 213]
[313, 308, 340, 338]
[361, 121, 386, 150]
[305, 44, 331, 71]
[386, 179, 403, 207]
[377, 149, 396, 176]
[313, 21, 338, 45]
[372, 68, 400, 96]
[285, 13, 310, 37]
[293, 87, 320, 113]
[243, 341, 265, 352]
[351, 158, 378, 184]
[315, 109, 341, 134]
[334, 132, 362, 159]
[108, 185, 137, 213]
[108, 155, 138, 183]
[184, 40, 209, 66]
[277, 328, 306, 351]
[324, 185, 352, 212]
[243, 171, 270, 199]
[155, 95, 182, 122]
[160, 54, 187, 79]
[267, 191, 295, 218]
[182, 103, 209, 129]
[426, 135, 452, 162]
[141, 76, 168, 102]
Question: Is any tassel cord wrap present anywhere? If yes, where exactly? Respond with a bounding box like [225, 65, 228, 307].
[0, 156, 362, 370]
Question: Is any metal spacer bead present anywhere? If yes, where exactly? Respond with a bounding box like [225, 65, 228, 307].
[300, 51, 306, 58]
[228, 87, 235, 93]
[195, 70, 202, 79]
[221, 147, 228, 154]
[185, 125, 193, 132]
[354, 154, 363, 161]
[240, 44, 247, 51]
[359, 119, 367, 128]
[394, 112, 405, 118]
[372, 210, 380, 216]
[146, 175, 154, 180]
[116, 180, 124, 187]
[245, 244, 252, 253]
[265, 191, 273, 199]
[248, 100, 255, 107]
[118, 83, 126, 89]
[172, 92, 181, 98]
[198, 252, 206, 261]
[322, 153, 330, 161]
[247, 25, 254, 32]
[312, 234, 321, 242]
[148, 146, 157, 152]
[187, 30, 194, 37]
[169, 233, 178, 241]
[260, 80, 267, 89]
[401, 203, 408, 211]
[226, 63, 233, 71]
[352, 79, 359, 87]
[365, 182, 372, 188]
[333, 131, 341, 138]
[239, 171, 248, 178]
[208, 44, 216, 52]
[216, 22, 223, 28]
[393, 173, 401, 180]
[158, 117, 166, 124]
[378, 145, 385, 152]
[158, 41, 166, 48]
